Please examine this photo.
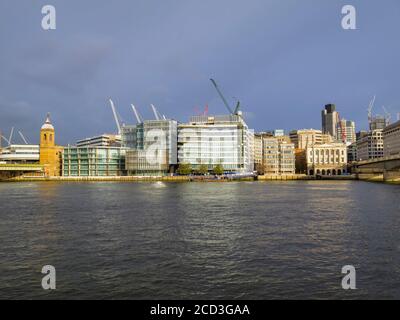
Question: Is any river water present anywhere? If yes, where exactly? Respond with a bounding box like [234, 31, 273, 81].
[0, 180, 400, 299]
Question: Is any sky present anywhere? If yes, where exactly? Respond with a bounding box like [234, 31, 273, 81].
[0, 0, 399, 145]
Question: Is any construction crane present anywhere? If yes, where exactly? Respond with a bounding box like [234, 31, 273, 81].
[150, 104, 160, 120]
[131, 104, 143, 124]
[210, 78, 241, 115]
[109, 99, 121, 135]
[18, 131, 29, 144]
[8, 127, 14, 146]
[382, 105, 391, 125]
[150, 104, 164, 120]
[0, 134, 10, 146]
[367, 95, 376, 128]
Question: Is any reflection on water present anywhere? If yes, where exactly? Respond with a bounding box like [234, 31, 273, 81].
[0, 181, 400, 299]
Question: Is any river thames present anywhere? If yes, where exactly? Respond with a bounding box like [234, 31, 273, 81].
[0, 180, 400, 299]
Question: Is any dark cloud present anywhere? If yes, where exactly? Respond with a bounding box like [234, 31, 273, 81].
[1, 0, 400, 145]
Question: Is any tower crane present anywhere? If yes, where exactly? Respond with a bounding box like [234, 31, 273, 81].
[109, 99, 122, 135]
[131, 104, 143, 124]
[150, 104, 164, 120]
[0, 134, 10, 146]
[210, 78, 241, 115]
[367, 95, 376, 128]
[18, 131, 29, 144]
[8, 127, 14, 146]
[382, 105, 391, 125]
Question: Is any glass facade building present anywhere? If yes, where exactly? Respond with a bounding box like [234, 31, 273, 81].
[122, 120, 178, 175]
[62, 146, 127, 176]
[178, 115, 254, 173]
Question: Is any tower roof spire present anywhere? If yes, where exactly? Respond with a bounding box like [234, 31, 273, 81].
[41, 112, 54, 130]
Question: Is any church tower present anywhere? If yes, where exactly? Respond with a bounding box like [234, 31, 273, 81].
[40, 113, 63, 177]
[40, 113, 55, 148]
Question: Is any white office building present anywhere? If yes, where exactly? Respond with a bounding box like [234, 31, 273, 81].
[0, 144, 40, 163]
[178, 114, 254, 173]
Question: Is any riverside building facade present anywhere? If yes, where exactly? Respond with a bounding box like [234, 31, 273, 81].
[39, 114, 63, 177]
[306, 143, 347, 176]
[178, 114, 254, 173]
[62, 146, 127, 176]
[0, 144, 39, 164]
[122, 119, 178, 175]
[383, 120, 400, 157]
[263, 137, 295, 175]
[356, 130, 384, 161]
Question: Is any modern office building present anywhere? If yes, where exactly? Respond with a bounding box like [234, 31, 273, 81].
[273, 129, 285, 137]
[62, 146, 127, 176]
[337, 119, 356, 144]
[263, 137, 295, 175]
[356, 130, 384, 161]
[347, 142, 357, 163]
[76, 134, 121, 148]
[178, 114, 254, 173]
[122, 119, 178, 175]
[370, 116, 387, 131]
[306, 143, 348, 176]
[383, 120, 400, 157]
[0, 144, 39, 163]
[322, 104, 339, 139]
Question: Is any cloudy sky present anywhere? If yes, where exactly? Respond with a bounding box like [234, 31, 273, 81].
[0, 0, 399, 145]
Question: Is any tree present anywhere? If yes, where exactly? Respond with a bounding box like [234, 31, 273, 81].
[213, 164, 224, 175]
[177, 163, 192, 175]
[198, 164, 209, 175]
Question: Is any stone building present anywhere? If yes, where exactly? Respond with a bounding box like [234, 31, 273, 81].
[383, 120, 400, 157]
[263, 137, 295, 175]
[39, 114, 63, 177]
[254, 133, 263, 174]
[306, 143, 347, 176]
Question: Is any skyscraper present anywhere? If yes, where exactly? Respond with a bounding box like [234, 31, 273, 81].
[337, 119, 356, 144]
[321, 104, 338, 139]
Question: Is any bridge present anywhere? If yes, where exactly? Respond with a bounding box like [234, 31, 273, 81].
[0, 164, 44, 180]
[353, 155, 400, 182]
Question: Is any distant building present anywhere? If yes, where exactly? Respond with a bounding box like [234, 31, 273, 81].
[263, 137, 295, 175]
[254, 134, 263, 174]
[294, 148, 307, 174]
[273, 129, 285, 137]
[122, 119, 178, 175]
[306, 143, 347, 176]
[290, 129, 321, 149]
[356, 130, 384, 161]
[347, 142, 357, 163]
[289, 129, 333, 150]
[62, 146, 126, 176]
[76, 134, 121, 148]
[337, 119, 356, 144]
[370, 116, 387, 131]
[40, 114, 63, 177]
[322, 104, 338, 139]
[178, 114, 254, 173]
[383, 120, 400, 157]
[0, 144, 39, 164]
